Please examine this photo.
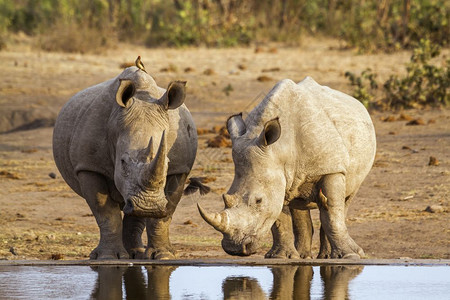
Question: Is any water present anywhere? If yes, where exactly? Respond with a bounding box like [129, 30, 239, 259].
[0, 264, 448, 299]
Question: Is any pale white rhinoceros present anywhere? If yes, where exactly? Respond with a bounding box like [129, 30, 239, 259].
[53, 66, 198, 259]
[198, 77, 376, 259]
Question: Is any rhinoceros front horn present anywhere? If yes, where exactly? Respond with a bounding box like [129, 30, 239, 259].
[141, 131, 167, 187]
[197, 204, 229, 233]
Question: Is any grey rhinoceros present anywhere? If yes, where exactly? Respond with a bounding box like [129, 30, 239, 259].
[198, 77, 376, 259]
[53, 66, 198, 259]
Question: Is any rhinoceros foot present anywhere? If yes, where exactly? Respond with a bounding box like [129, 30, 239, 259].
[342, 253, 361, 259]
[265, 245, 301, 259]
[89, 244, 129, 260]
[317, 227, 332, 259]
[317, 251, 331, 259]
[127, 247, 146, 259]
[330, 241, 365, 259]
[145, 247, 177, 260]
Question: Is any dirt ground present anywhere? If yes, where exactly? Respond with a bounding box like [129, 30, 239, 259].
[0, 37, 448, 261]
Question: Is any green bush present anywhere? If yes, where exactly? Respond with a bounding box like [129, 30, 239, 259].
[339, 0, 449, 52]
[146, 1, 253, 47]
[345, 69, 378, 109]
[0, 1, 449, 51]
[346, 39, 449, 109]
[383, 39, 449, 108]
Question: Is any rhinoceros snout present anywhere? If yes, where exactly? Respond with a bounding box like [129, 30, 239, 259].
[221, 236, 257, 256]
[123, 199, 168, 218]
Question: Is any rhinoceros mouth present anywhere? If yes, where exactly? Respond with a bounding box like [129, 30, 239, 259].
[123, 198, 168, 218]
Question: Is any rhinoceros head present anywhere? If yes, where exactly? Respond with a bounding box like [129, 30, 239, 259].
[111, 78, 186, 218]
[198, 114, 286, 256]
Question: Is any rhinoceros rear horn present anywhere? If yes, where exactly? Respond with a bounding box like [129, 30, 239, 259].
[160, 81, 186, 110]
[116, 79, 136, 108]
[223, 194, 238, 209]
[227, 113, 246, 139]
[141, 131, 167, 187]
[197, 204, 229, 233]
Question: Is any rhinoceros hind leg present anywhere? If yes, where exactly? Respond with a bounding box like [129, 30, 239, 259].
[317, 226, 331, 258]
[319, 173, 363, 259]
[265, 205, 301, 259]
[78, 171, 129, 259]
[291, 207, 314, 259]
[122, 215, 146, 259]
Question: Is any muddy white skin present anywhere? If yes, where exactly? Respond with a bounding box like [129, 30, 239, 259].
[198, 77, 376, 259]
[53, 67, 197, 259]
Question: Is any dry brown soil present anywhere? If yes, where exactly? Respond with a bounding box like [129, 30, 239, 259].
[0, 37, 448, 260]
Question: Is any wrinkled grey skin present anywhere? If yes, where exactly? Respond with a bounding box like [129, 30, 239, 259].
[53, 67, 197, 259]
[198, 77, 376, 259]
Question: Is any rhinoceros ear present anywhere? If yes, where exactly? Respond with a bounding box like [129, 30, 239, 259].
[227, 113, 246, 139]
[116, 79, 136, 108]
[160, 81, 186, 110]
[259, 117, 281, 147]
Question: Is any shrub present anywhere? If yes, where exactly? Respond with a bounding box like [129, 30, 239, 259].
[345, 69, 378, 109]
[146, 1, 253, 47]
[346, 39, 449, 109]
[339, 0, 449, 52]
[383, 39, 449, 108]
[1, 1, 449, 51]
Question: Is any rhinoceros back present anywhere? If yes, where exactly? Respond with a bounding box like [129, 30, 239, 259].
[246, 77, 376, 195]
[295, 77, 376, 193]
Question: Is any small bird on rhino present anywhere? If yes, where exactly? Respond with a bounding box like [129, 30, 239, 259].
[135, 55, 147, 73]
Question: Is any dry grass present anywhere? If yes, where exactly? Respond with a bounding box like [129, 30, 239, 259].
[0, 40, 448, 261]
[37, 22, 117, 54]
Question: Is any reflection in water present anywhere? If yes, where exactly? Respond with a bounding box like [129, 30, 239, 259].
[220, 265, 361, 300]
[88, 265, 362, 299]
[90, 266, 126, 300]
[321, 265, 363, 299]
[1, 264, 448, 299]
[90, 265, 177, 300]
[222, 277, 266, 299]
[272, 266, 314, 300]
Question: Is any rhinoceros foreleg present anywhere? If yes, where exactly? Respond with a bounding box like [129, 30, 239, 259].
[144, 173, 187, 259]
[318, 173, 364, 259]
[145, 216, 174, 259]
[265, 205, 301, 259]
[122, 215, 146, 258]
[78, 171, 129, 259]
